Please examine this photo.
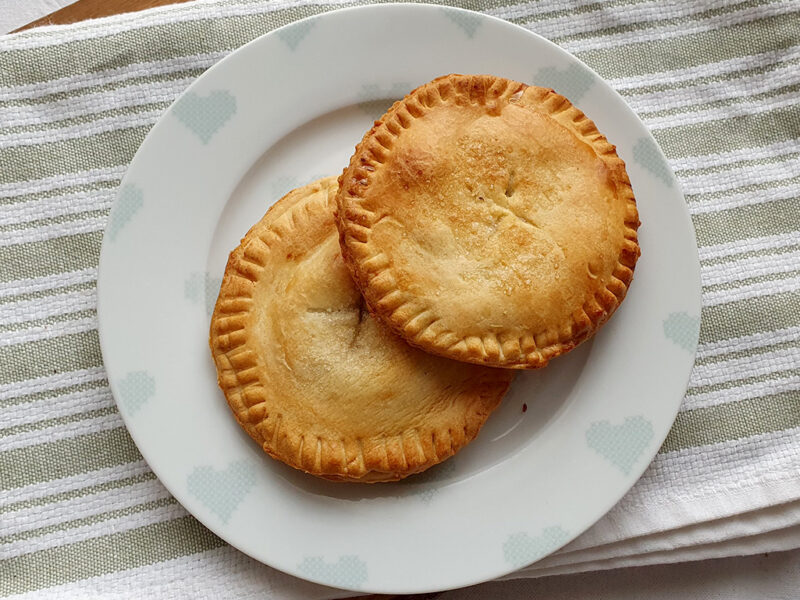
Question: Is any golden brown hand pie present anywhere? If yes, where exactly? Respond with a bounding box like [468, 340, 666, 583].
[336, 74, 640, 369]
[209, 177, 513, 482]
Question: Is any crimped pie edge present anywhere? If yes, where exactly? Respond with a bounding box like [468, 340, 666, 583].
[336, 74, 641, 369]
[209, 177, 512, 482]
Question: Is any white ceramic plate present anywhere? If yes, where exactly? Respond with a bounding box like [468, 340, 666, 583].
[97, 4, 701, 594]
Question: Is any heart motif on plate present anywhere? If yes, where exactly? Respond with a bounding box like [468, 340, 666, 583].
[173, 91, 236, 144]
[117, 370, 154, 416]
[108, 184, 143, 242]
[441, 7, 483, 38]
[277, 19, 317, 51]
[534, 64, 596, 103]
[356, 82, 411, 120]
[297, 555, 369, 589]
[586, 416, 654, 475]
[184, 272, 222, 316]
[395, 457, 458, 504]
[663, 312, 701, 352]
[503, 526, 570, 568]
[187, 460, 255, 523]
[633, 136, 674, 187]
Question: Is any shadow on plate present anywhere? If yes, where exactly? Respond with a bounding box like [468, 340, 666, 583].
[265, 339, 592, 502]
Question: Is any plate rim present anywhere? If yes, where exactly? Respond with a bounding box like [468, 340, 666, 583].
[97, 3, 702, 593]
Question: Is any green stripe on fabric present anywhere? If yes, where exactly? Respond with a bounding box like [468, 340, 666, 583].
[506, 0, 646, 25]
[0, 15, 283, 87]
[0, 231, 102, 282]
[654, 104, 800, 159]
[503, 0, 688, 28]
[555, 0, 774, 45]
[0, 330, 102, 386]
[661, 390, 800, 453]
[1, 179, 118, 207]
[0, 309, 95, 334]
[2, 0, 504, 87]
[1, 471, 156, 514]
[700, 241, 800, 266]
[621, 55, 800, 97]
[1, 69, 205, 108]
[695, 339, 800, 367]
[692, 196, 800, 247]
[0, 209, 108, 234]
[700, 291, 800, 344]
[576, 11, 800, 78]
[0, 427, 140, 489]
[1, 497, 176, 544]
[0, 102, 170, 136]
[687, 368, 800, 399]
[0, 406, 115, 438]
[686, 173, 800, 203]
[0, 379, 107, 410]
[641, 82, 800, 120]
[0, 282, 96, 307]
[3, 6, 243, 86]
[0, 127, 148, 184]
[678, 152, 800, 177]
[703, 269, 800, 294]
[1, 516, 224, 596]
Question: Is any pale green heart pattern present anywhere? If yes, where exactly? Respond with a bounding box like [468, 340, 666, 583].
[633, 137, 674, 187]
[396, 457, 457, 504]
[107, 184, 143, 242]
[297, 555, 368, 589]
[534, 64, 596, 103]
[184, 272, 222, 316]
[664, 312, 701, 351]
[503, 526, 570, 568]
[117, 371, 155, 416]
[356, 83, 410, 121]
[187, 460, 256, 523]
[277, 19, 317, 51]
[586, 416, 654, 475]
[441, 7, 483, 38]
[173, 91, 236, 144]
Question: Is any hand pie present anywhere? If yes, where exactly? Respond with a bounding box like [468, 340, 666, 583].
[209, 177, 513, 482]
[336, 74, 640, 369]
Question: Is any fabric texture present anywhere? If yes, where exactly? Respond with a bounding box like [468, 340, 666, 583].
[0, 0, 798, 597]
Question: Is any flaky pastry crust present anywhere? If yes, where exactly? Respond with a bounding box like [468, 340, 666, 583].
[209, 177, 513, 482]
[336, 74, 640, 369]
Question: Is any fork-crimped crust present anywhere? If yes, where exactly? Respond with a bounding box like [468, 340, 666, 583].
[336, 74, 640, 369]
[210, 176, 513, 482]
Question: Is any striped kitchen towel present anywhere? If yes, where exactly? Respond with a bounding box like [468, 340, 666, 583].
[1, 0, 799, 597]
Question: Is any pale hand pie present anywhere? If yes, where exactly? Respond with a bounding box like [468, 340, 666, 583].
[209, 176, 513, 482]
[336, 74, 641, 369]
